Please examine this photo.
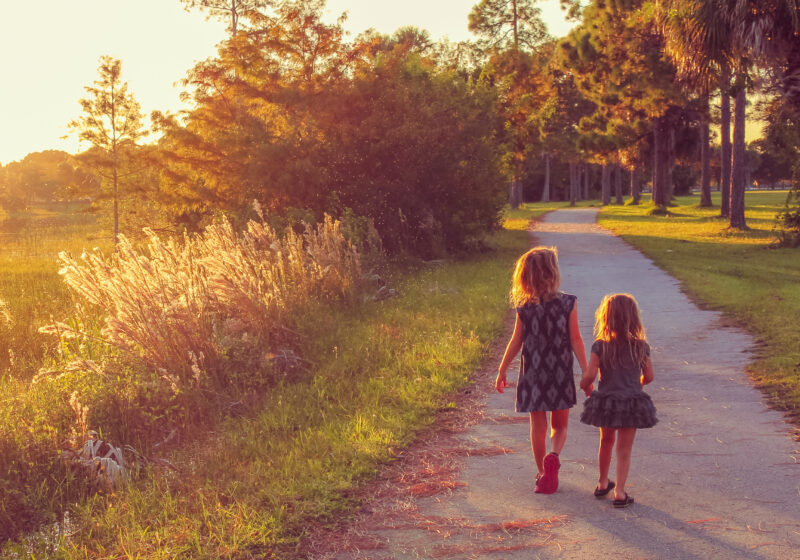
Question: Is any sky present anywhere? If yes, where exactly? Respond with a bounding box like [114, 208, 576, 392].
[0, 1, 574, 165]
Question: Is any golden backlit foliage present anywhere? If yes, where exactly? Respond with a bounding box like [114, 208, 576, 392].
[153, 0, 506, 256]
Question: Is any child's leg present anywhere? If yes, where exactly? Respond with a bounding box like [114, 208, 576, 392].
[613, 428, 637, 500]
[597, 427, 616, 488]
[549, 409, 569, 455]
[529, 411, 548, 475]
[533, 411, 562, 494]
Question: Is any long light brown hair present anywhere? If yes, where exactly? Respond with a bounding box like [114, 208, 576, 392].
[510, 247, 561, 307]
[594, 293, 648, 367]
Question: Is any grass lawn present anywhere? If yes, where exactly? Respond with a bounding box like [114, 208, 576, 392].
[598, 191, 800, 421]
[0, 202, 110, 377]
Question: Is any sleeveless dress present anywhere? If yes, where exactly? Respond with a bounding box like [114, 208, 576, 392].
[515, 292, 578, 413]
[580, 340, 658, 429]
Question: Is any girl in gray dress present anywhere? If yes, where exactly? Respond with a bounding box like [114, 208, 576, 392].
[579, 293, 657, 508]
[496, 247, 588, 494]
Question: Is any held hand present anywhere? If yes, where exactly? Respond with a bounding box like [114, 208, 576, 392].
[495, 371, 508, 393]
[583, 384, 593, 397]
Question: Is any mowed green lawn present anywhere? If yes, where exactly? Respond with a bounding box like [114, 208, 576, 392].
[598, 191, 800, 420]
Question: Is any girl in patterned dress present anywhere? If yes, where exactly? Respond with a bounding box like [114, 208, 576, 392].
[579, 294, 657, 508]
[496, 247, 588, 494]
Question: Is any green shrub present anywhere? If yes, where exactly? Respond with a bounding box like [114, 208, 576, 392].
[774, 181, 800, 247]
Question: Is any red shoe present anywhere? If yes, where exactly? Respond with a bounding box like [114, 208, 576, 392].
[536, 453, 560, 494]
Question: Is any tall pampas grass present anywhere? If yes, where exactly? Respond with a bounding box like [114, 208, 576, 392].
[41, 214, 364, 389]
[0, 298, 10, 324]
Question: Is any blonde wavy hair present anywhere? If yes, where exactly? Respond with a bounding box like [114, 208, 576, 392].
[594, 293, 648, 367]
[510, 247, 561, 307]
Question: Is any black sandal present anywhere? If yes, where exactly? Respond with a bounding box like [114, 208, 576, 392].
[612, 493, 634, 508]
[594, 480, 615, 498]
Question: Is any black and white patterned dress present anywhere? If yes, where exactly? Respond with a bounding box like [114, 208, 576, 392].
[515, 292, 578, 413]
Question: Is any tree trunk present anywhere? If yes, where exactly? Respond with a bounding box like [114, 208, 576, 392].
[666, 126, 675, 202]
[509, 180, 522, 209]
[230, 0, 239, 35]
[730, 86, 748, 229]
[700, 127, 711, 203]
[541, 152, 550, 202]
[653, 115, 675, 209]
[653, 116, 675, 208]
[569, 163, 577, 206]
[652, 120, 667, 208]
[631, 167, 640, 205]
[700, 94, 713, 207]
[583, 163, 590, 199]
[614, 164, 623, 204]
[720, 67, 732, 217]
[113, 166, 119, 247]
[111, 82, 119, 248]
[601, 164, 611, 205]
[652, 126, 658, 203]
[512, 0, 518, 52]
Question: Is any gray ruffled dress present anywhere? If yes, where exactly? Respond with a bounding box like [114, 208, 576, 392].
[580, 340, 658, 429]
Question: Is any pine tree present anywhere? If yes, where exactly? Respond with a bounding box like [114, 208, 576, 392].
[469, 0, 550, 208]
[69, 56, 146, 246]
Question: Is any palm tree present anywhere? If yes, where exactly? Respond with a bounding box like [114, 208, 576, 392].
[728, 2, 800, 113]
[660, 0, 798, 228]
[724, 0, 800, 229]
[659, 0, 735, 211]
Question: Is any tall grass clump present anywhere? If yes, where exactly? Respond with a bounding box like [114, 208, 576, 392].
[44, 214, 363, 390]
[0, 213, 370, 542]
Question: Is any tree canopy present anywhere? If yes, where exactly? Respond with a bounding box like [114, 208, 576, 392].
[150, 1, 506, 255]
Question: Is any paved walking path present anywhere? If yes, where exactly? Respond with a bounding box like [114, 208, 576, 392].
[310, 208, 800, 559]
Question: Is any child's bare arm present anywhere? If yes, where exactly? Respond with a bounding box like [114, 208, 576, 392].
[579, 353, 599, 396]
[568, 305, 588, 373]
[641, 357, 654, 386]
[496, 314, 523, 393]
